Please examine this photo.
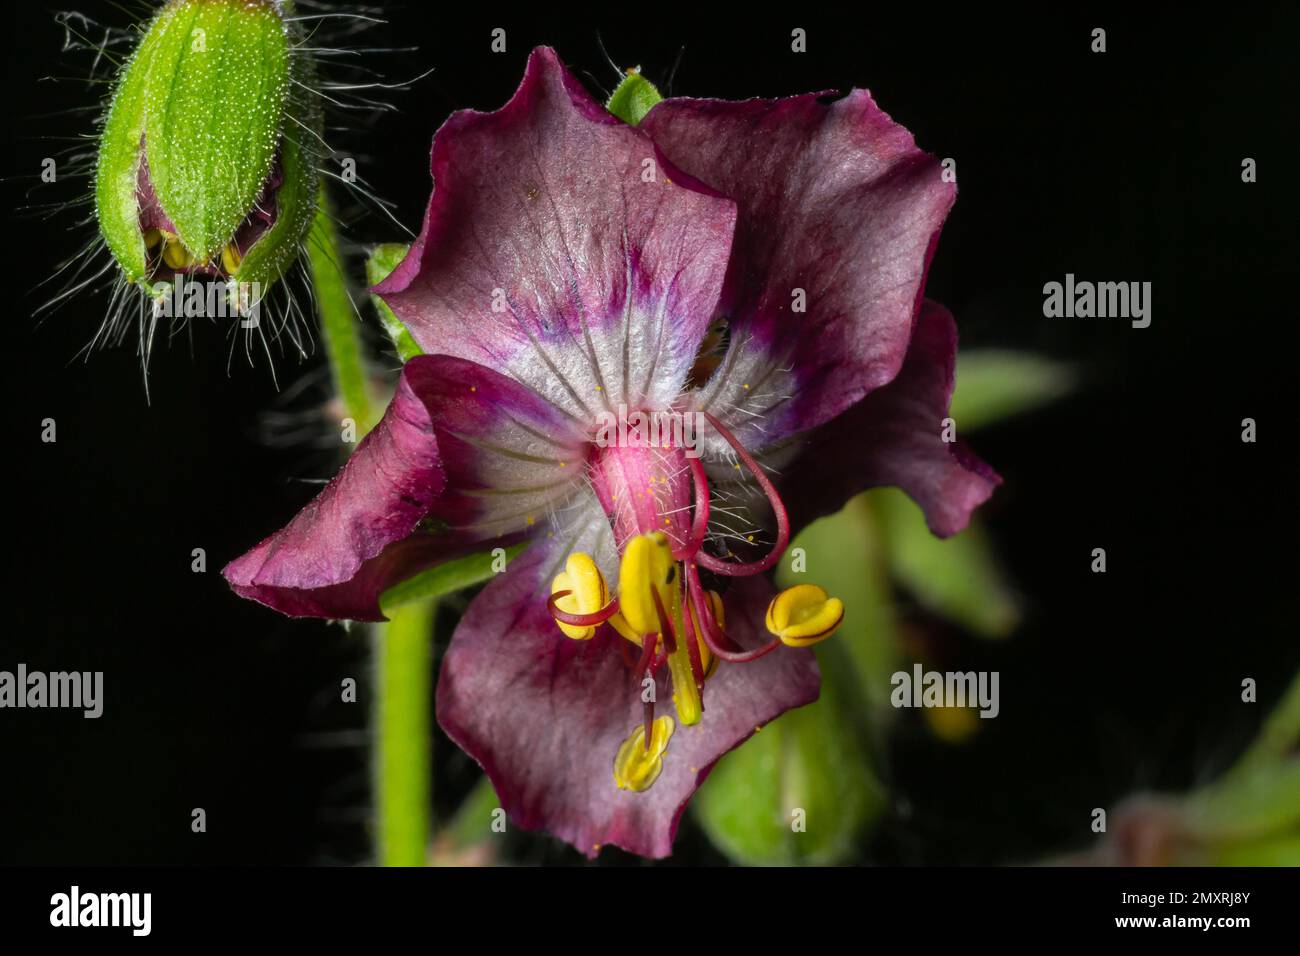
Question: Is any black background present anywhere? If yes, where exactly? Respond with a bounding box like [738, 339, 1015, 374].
[2, 2, 1296, 866]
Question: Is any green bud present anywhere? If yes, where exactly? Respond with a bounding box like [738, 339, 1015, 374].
[95, 0, 321, 303]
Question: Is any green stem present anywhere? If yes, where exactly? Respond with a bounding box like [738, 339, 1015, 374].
[306, 191, 374, 431]
[372, 598, 436, 866]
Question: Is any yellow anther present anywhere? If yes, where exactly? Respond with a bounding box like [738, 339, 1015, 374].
[617, 532, 676, 636]
[764, 584, 844, 648]
[221, 242, 243, 275]
[143, 228, 164, 250]
[161, 237, 195, 270]
[549, 552, 608, 640]
[613, 716, 675, 792]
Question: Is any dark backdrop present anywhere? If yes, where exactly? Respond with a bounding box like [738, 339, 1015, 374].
[2, 2, 1296, 865]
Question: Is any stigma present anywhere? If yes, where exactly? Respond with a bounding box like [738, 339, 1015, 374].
[545, 410, 844, 791]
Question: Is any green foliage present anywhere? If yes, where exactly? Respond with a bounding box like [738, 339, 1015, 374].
[949, 349, 1076, 431]
[871, 488, 1020, 639]
[694, 675, 883, 865]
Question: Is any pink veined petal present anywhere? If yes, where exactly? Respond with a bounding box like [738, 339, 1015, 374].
[375, 47, 737, 422]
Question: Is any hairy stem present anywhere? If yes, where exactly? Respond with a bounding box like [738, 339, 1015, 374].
[306, 191, 374, 431]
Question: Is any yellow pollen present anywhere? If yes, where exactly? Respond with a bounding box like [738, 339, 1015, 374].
[613, 716, 675, 792]
[549, 552, 608, 640]
[764, 584, 844, 648]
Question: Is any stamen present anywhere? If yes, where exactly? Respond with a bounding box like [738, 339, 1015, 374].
[765, 584, 844, 647]
[613, 715, 675, 792]
[654, 584, 704, 726]
[696, 411, 790, 577]
[162, 235, 196, 270]
[635, 631, 659, 684]
[547, 591, 621, 629]
[679, 594, 706, 695]
[548, 553, 617, 639]
[635, 632, 658, 746]
[618, 532, 676, 636]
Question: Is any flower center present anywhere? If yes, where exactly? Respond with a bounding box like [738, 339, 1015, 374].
[544, 410, 844, 792]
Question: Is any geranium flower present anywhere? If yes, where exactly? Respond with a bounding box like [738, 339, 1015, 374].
[224, 48, 998, 858]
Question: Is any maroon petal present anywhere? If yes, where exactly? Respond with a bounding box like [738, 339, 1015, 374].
[643, 91, 955, 447]
[782, 300, 999, 537]
[224, 355, 590, 621]
[437, 545, 820, 859]
[224, 370, 447, 621]
[376, 47, 736, 419]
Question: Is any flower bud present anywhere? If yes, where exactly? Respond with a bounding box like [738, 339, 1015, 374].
[95, 0, 320, 309]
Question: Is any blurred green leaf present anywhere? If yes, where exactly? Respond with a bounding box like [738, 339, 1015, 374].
[379, 543, 527, 615]
[871, 487, 1019, 639]
[949, 350, 1075, 431]
[1208, 832, 1300, 866]
[1183, 759, 1300, 843]
[693, 676, 884, 865]
[694, 493, 895, 864]
[365, 243, 423, 361]
[778, 493, 899, 712]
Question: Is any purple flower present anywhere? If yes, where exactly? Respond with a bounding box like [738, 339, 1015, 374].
[224, 48, 998, 858]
